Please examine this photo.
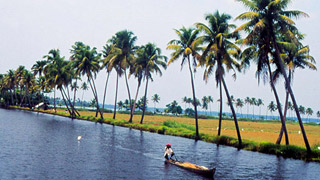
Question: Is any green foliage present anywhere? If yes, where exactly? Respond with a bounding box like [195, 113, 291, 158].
[163, 120, 195, 131]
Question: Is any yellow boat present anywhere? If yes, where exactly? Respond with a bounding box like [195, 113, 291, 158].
[165, 159, 216, 177]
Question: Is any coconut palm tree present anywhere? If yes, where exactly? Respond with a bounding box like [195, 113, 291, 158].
[167, 26, 201, 139]
[202, 96, 209, 114]
[250, 97, 257, 119]
[151, 94, 160, 113]
[256, 98, 264, 118]
[317, 111, 320, 119]
[299, 105, 306, 119]
[268, 101, 277, 118]
[101, 43, 112, 114]
[244, 97, 250, 118]
[80, 82, 89, 108]
[196, 11, 242, 145]
[128, 56, 143, 122]
[44, 51, 74, 116]
[235, 98, 244, 116]
[236, 0, 311, 152]
[182, 96, 188, 110]
[306, 108, 313, 121]
[70, 42, 103, 119]
[105, 30, 137, 119]
[137, 43, 167, 124]
[207, 95, 213, 115]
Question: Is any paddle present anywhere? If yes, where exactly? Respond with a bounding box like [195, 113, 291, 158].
[172, 154, 178, 161]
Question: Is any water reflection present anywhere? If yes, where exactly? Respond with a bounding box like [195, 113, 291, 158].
[0, 108, 319, 180]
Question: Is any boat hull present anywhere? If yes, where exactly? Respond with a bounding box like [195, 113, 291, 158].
[165, 159, 215, 177]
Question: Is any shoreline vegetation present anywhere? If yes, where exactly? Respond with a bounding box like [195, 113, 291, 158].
[8, 106, 320, 163]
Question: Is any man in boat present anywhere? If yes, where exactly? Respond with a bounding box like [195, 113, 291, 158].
[164, 144, 175, 160]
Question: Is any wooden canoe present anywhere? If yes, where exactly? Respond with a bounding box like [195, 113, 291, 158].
[165, 159, 216, 177]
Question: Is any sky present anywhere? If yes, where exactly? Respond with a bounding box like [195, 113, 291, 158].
[0, 0, 319, 117]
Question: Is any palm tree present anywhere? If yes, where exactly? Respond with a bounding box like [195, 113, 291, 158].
[101, 43, 112, 114]
[151, 94, 160, 113]
[244, 97, 250, 118]
[235, 98, 244, 116]
[137, 43, 167, 124]
[250, 97, 257, 119]
[80, 82, 89, 108]
[105, 30, 137, 119]
[196, 11, 242, 146]
[70, 42, 103, 119]
[236, 0, 311, 152]
[256, 98, 264, 118]
[275, 37, 316, 144]
[182, 96, 188, 110]
[306, 108, 313, 121]
[44, 50, 74, 116]
[298, 105, 306, 119]
[207, 95, 213, 115]
[32, 60, 48, 78]
[202, 96, 209, 114]
[268, 101, 277, 118]
[167, 26, 201, 139]
[317, 111, 320, 119]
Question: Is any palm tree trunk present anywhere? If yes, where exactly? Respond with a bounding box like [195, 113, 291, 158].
[140, 74, 149, 124]
[102, 72, 110, 115]
[60, 88, 72, 116]
[113, 72, 119, 119]
[267, 61, 289, 145]
[10, 89, 14, 105]
[276, 70, 291, 144]
[221, 77, 242, 147]
[54, 87, 56, 113]
[218, 80, 223, 136]
[89, 76, 103, 119]
[129, 80, 141, 123]
[187, 56, 199, 139]
[271, 31, 310, 152]
[124, 70, 133, 117]
[72, 79, 78, 118]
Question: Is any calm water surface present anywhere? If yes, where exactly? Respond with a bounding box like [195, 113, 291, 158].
[0, 108, 319, 180]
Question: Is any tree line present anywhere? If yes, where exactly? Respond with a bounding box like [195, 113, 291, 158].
[0, 0, 317, 152]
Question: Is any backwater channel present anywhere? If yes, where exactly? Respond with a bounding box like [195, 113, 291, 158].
[0, 108, 319, 180]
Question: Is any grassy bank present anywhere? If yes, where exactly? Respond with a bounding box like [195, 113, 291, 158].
[9, 106, 320, 162]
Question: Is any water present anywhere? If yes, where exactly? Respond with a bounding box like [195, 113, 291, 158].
[0, 108, 319, 180]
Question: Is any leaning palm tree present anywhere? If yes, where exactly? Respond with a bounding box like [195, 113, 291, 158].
[196, 11, 242, 145]
[167, 26, 201, 139]
[275, 34, 316, 144]
[137, 43, 167, 124]
[128, 58, 143, 122]
[105, 30, 137, 119]
[236, 0, 311, 152]
[70, 42, 103, 119]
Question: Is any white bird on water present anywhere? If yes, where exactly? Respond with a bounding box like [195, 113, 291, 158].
[77, 136, 82, 141]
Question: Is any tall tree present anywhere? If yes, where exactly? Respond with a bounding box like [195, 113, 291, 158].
[151, 94, 160, 113]
[70, 42, 103, 119]
[167, 26, 201, 139]
[80, 82, 89, 108]
[105, 30, 137, 119]
[236, 0, 311, 152]
[196, 11, 242, 146]
[137, 43, 167, 124]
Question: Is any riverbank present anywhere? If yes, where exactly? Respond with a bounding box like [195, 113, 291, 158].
[8, 106, 320, 162]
